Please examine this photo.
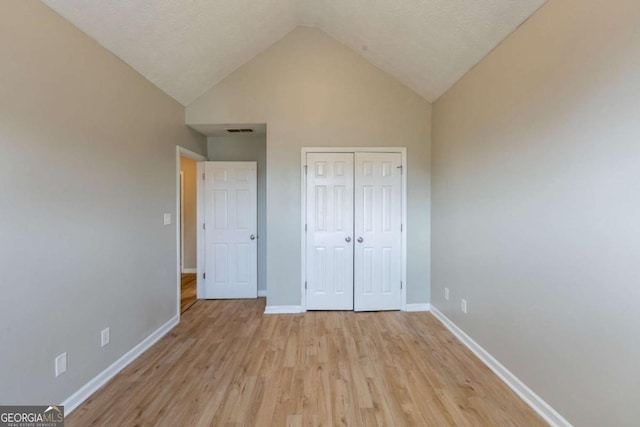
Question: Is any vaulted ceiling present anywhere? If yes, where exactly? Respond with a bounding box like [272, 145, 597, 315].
[42, 0, 546, 106]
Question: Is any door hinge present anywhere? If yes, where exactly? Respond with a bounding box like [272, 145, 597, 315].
[202, 173, 205, 180]
[401, 224, 403, 232]
[305, 224, 308, 232]
[304, 165, 308, 174]
[400, 281, 403, 290]
[305, 281, 307, 290]
[202, 223, 206, 230]
[203, 273, 206, 279]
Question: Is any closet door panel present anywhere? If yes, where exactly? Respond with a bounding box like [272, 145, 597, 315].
[306, 153, 355, 310]
[354, 153, 402, 311]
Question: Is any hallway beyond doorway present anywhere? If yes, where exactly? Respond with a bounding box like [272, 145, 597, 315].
[180, 273, 197, 313]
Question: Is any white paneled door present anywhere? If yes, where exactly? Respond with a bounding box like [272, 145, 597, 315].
[354, 153, 403, 311]
[204, 162, 257, 299]
[306, 153, 355, 310]
[305, 151, 403, 311]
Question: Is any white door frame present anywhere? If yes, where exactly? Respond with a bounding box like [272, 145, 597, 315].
[300, 147, 408, 312]
[176, 146, 207, 318]
[180, 171, 185, 273]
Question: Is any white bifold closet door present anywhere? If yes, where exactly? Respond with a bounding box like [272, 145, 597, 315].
[305, 152, 402, 311]
[204, 162, 258, 299]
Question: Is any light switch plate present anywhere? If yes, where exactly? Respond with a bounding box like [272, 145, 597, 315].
[163, 213, 171, 225]
[101, 328, 110, 347]
[55, 353, 67, 377]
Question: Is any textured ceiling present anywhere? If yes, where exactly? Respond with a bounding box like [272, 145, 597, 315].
[42, 0, 546, 105]
[299, 0, 547, 102]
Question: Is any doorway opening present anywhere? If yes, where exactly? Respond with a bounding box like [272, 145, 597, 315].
[176, 147, 207, 316]
[180, 156, 198, 312]
[195, 124, 267, 299]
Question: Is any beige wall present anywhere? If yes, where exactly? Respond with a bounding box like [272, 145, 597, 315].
[432, 0, 640, 425]
[180, 157, 198, 270]
[207, 135, 267, 293]
[187, 27, 432, 307]
[0, 2, 206, 405]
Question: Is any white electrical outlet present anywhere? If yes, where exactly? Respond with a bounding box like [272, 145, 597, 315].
[445, 287, 450, 301]
[461, 299, 467, 314]
[163, 213, 172, 225]
[101, 327, 110, 347]
[55, 353, 67, 377]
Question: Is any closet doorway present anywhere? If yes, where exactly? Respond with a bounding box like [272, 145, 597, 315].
[301, 148, 407, 312]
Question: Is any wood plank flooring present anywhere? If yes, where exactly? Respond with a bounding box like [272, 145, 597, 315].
[181, 273, 197, 313]
[67, 300, 546, 426]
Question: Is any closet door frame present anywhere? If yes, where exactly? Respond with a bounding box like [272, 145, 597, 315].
[300, 147, 407, 312]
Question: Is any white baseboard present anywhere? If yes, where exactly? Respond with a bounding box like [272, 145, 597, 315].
[258, 290, 267, 297]
[264, 305, 303, 314]
[430, 306, 571, 427]
[404, 303, 431, 312]
[181, 268, 197, 274]
[62, 315, 179, 414]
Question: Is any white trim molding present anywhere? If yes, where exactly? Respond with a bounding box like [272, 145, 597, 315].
[258, 290, 267, 297]
[182, 268, 197, 274]
[62, 315, 179, 415]
[430, 306, 572, 427]
[403, 303, 431, 312]
[180, 170, 185, 274]
[264, 305, 303, 314]
[176, 146, 208, 318]
[196, 161, 205, 300]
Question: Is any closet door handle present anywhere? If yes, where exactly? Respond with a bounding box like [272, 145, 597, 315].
[357, 237, 364, 243]
[345, 237, 351, 243]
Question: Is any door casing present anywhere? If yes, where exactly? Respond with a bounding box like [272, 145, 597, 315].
[300, 147, 408, 312]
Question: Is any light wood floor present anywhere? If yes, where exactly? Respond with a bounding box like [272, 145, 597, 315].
[67, 300, 545, 426]
[181, 273, 197, 313]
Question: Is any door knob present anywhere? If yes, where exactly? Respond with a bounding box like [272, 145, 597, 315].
[357, 237, 363, 243]
[345, 236, 351, 243]
[250, 234, 256, 240]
